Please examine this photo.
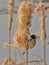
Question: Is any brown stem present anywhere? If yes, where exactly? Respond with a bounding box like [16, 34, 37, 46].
[43, 41, 46, 65]
[26, 43, 28, 65]
[14, 48, 16, 62]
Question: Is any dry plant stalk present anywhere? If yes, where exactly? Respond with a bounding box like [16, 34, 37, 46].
[7, 0, 15, 64]
[35, 3, 46, 65]
[40, 9, 46, 43]
[8, 0, 14, 30]
[35, 3, 46, 43]
[40, 4, 46, 65]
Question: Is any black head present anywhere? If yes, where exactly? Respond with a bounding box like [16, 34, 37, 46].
[31, 34, 36, 39]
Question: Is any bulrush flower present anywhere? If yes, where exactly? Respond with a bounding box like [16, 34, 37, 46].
[13, 1, 36, 50]
[18, 1, 34, 28]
